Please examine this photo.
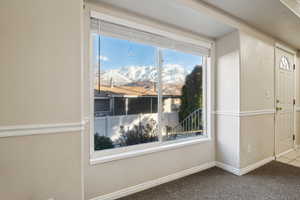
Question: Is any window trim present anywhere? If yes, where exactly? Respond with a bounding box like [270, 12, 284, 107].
[89, 10, 215, 164]
[91, 136, 210, 165]
[90, 11, 212, 50]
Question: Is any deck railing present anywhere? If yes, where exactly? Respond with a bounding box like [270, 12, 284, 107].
[166, 108, 203, 139]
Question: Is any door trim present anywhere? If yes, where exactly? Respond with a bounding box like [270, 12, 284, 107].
[275, 43, 297, 55]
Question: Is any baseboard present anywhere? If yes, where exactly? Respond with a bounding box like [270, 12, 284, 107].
[89, 161, 216, 200]
[276, 149, 294, 158]
[216, 156, 274, 176]
[215, 161, 240, 176]
[239, 156, 275, 175]
[91, 157, 275, 200]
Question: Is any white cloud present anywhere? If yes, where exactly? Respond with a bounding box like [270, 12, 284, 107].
[99, 55, 109, 61]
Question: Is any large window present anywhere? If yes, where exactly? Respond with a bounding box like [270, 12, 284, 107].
[91, 18, 209, 155]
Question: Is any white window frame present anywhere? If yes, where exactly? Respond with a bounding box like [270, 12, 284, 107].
[89, 11, 215, 165]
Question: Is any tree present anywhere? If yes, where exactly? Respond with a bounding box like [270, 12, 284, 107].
[179, 65, 203, 122]
[94, 133, 114, 150]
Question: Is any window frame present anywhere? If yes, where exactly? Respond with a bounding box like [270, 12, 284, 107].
[89, 11, 215, 165]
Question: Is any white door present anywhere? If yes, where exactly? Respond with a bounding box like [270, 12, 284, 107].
[275, 48, 295, 156]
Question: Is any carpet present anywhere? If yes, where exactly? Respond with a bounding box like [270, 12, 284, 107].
[119, 161, 300, 200]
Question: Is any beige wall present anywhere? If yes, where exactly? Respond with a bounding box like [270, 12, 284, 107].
[0, 0, 82, 125]
[0, 0, 84, 199]
[1, 0, 299, 199]
[0, 132, 82, 200]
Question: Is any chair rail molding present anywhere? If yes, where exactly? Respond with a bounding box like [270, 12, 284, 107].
[214, 109, 276, 117]
[0, 121, 86, 138]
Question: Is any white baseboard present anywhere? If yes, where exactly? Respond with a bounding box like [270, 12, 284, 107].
[91, 157, 275, 200]
[216, 156, 274, 176]
[89, 161, 216, 200]
[239, 156, 274, 175]
[276, 149, 294, 158]
[215, 162, 240, 176]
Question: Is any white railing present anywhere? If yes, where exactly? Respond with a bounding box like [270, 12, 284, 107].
[166, 108, 203, 139]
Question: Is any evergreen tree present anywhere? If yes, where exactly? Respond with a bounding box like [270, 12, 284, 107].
[94, 133, 114, 150]
[179, 65, 203, 122]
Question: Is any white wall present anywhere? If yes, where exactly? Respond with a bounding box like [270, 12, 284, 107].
[239, 32, 275, 112]
[296, 52, 300, 146]
[239, 31, 276, 168]
[0, 0, 84, 199]
[215, 28, 298, 169]
[215, 31, 240, 168]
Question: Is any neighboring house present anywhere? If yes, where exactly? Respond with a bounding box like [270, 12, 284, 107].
[94, 85, 181, 117]
[94, 70, 181, 117]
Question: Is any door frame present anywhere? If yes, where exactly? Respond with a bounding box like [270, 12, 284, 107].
[274, 43, 297, 158]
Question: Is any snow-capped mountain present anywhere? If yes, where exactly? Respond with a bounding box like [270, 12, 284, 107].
[116, 64, 190, 84]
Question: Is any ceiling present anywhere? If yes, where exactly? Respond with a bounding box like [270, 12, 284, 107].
[200, 0, 300, 49]
[94, 0, 235, 39]
[281, 0, 300, 17]
[94, 0, 300, 49]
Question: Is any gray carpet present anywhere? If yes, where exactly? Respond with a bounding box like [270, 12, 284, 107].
[119, 161, 300, 200]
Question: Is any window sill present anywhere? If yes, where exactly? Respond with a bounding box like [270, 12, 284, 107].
[90, 137, 210, 165]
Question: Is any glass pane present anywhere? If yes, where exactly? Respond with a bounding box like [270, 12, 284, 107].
[280, 56, 290, 70]
[161, 49, 204, 141]
[93, 34, 159, 151]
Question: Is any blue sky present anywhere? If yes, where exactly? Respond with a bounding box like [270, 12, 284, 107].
[92, 34, 203, 72]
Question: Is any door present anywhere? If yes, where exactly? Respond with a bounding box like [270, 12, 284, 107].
[275, 47, 295, 156]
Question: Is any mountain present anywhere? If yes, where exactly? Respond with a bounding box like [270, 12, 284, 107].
[116, 64, 190, 84]
[99, 70, 131, 86]
[96, 64, 194, 95]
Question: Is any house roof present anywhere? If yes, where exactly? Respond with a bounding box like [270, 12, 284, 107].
[95, 84, 181, 98]
[95, 85, 157, 97]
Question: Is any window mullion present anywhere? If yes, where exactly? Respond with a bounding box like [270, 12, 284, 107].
[157, 48, 163, 142]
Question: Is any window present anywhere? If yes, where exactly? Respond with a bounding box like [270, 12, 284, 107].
[280, 56, 291, 71]
[92, 34, 159, 150]
[161, 49, 204, 141]
[90, 17, 210, 159]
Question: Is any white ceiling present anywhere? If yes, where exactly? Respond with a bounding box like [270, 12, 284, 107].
[200, 0, 300, 49]
[281, 0, 300, 17]
[94, 0, 235, 39]
[94, 0, 300, 49]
